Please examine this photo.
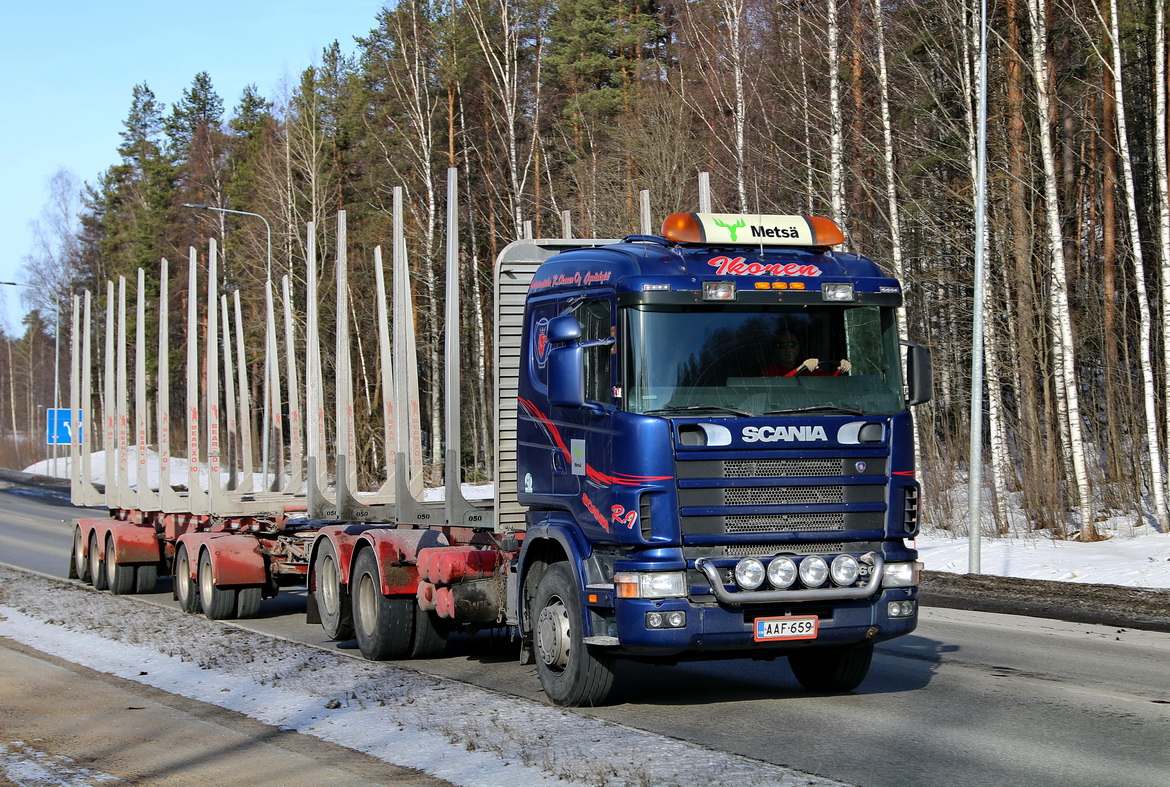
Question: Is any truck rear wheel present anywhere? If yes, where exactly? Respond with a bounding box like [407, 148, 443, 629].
[410, 606, 447, 658]
[351, 549, 413, 660]
[135, 564, 158, 594]
[199, 550, 237, 620]
[314, 540, 354, 640]
[236, 586, 262, 619]
[72, 526, 90, 583]
[532, 562, 614, 706]
[88, 532, 108, 591]
[173, 545, 199, 613]
[104, 535, 135, 595]
[789, 642, 874, 692]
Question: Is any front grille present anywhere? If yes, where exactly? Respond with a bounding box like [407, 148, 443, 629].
[723, 458, 844, 477]
[723, 541, 846, 557]
[725, 512, 846, 532]
[724, 486, 844, 505]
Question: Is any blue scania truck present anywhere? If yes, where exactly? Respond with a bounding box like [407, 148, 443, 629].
[502, 211, 931, 704]
[70, 195, 930, 708]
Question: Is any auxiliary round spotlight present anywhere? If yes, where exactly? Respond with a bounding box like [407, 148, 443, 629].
[767, 557, 798, 589]
[798, 556, 828, 588]
[830, 554, 860, 586]
[734, 558, 766, 590]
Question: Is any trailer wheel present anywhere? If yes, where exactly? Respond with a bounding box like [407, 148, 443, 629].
[410, 606, 448, 659]
[173, 545, 199, 613]
[351, 549, 413, 660]
[72, 526, 90, 583]
[314, 540, 353, 640]
[236, 586, 262, 619]
[788, 642, 874, 693]
[532, 562, 614, 706]
[104, 534, 136, 595]
[88, 532, 108, 591]
[199, 550, 237, 620]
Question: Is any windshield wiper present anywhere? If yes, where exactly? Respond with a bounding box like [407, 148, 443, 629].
[763, 404, 866, 416]
[644, 404, 754, 417]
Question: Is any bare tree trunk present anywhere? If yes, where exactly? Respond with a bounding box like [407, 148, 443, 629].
[466, 0, 533, 238]
[1027, 0, 1095, 537]
[828, 0, 848, 235]
[1106, 0, 1169, 532]
[1157, 0, 1170, 528]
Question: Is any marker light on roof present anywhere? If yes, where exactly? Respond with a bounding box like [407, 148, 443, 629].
[661, 213, 845, 247]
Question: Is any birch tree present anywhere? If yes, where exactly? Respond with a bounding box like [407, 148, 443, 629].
[1101, 0, 1169, 532]
[1026, 0, 1095, 537]
[827, 0, 848, 235]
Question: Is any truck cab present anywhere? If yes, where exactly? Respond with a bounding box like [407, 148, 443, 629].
[513, 213, 931, 704]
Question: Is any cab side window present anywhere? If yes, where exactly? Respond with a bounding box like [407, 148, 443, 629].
[580, 299, 612, 404]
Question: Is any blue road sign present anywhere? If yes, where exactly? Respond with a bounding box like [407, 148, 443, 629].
[46, 408, 81, 445]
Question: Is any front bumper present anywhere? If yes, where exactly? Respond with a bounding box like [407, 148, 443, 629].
[609, 586, 918, 657]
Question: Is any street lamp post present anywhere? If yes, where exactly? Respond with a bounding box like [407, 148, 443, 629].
[1, 280, 60, 476]
[181, 204, 276, 491]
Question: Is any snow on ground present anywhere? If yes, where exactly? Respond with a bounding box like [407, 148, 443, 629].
[0, 566, 839, 787]
[916, 522, 1170, 588]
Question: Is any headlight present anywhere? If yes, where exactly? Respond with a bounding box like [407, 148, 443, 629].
[822, 282, 855, 302]
[734, 558, 766, 590]
[798, 556, 828, 588]
[882, 561, 921, 588]
[615, 571, 688, 598]
[830, 554, 860, 586]
[703, 281, 737, 301]
[766, 557, 797, 589]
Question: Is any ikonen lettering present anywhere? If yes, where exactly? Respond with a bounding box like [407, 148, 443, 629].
[708, 256, 822, 277]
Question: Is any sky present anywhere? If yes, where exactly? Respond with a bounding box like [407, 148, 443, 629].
[0, 0, 386, 334]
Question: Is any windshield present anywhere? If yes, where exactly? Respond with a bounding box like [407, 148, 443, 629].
[625, 303, 905, 416]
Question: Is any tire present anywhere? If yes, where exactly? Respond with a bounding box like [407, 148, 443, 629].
[72, 526, 90, 583]
[104, 535, 135, 595]
[89, 532, 108, 591]
[173, 544, 200, 613]
[532, 562, 614, 706]
[314, 541, 353, 640]
[199, 550, 237, 620]
[350, 549, 413, 660]
[409, 605, 448, 659]
[135, 564, 158, 594]
[789, 642, 874, 693]
[236, 586, 263, 619]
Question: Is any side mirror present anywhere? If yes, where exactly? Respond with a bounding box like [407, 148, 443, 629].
[547, 314, 581, 342]
[902, 340, 932, 406]
[546, 315, 585, 407]
[548, 344, 585, 407]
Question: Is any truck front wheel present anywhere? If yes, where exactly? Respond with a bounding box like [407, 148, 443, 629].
[532, 563, 614, 706]
[351, 549, 413, 660]
[789, 642, 874, 692]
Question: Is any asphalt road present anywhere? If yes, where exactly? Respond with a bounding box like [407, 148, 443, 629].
[3, 482, 1169, 787]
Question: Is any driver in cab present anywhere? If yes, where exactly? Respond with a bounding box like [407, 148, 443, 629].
[762, 333, 851, 377]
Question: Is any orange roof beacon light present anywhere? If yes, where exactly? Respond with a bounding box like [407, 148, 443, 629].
[660, 212, 704, 243]
[661, 213, 845, 248]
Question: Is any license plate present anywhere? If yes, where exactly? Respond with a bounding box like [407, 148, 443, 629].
[754, 615, 818, 642]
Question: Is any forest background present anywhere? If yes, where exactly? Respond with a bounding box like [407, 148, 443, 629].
[4, 0, 1168, 544]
